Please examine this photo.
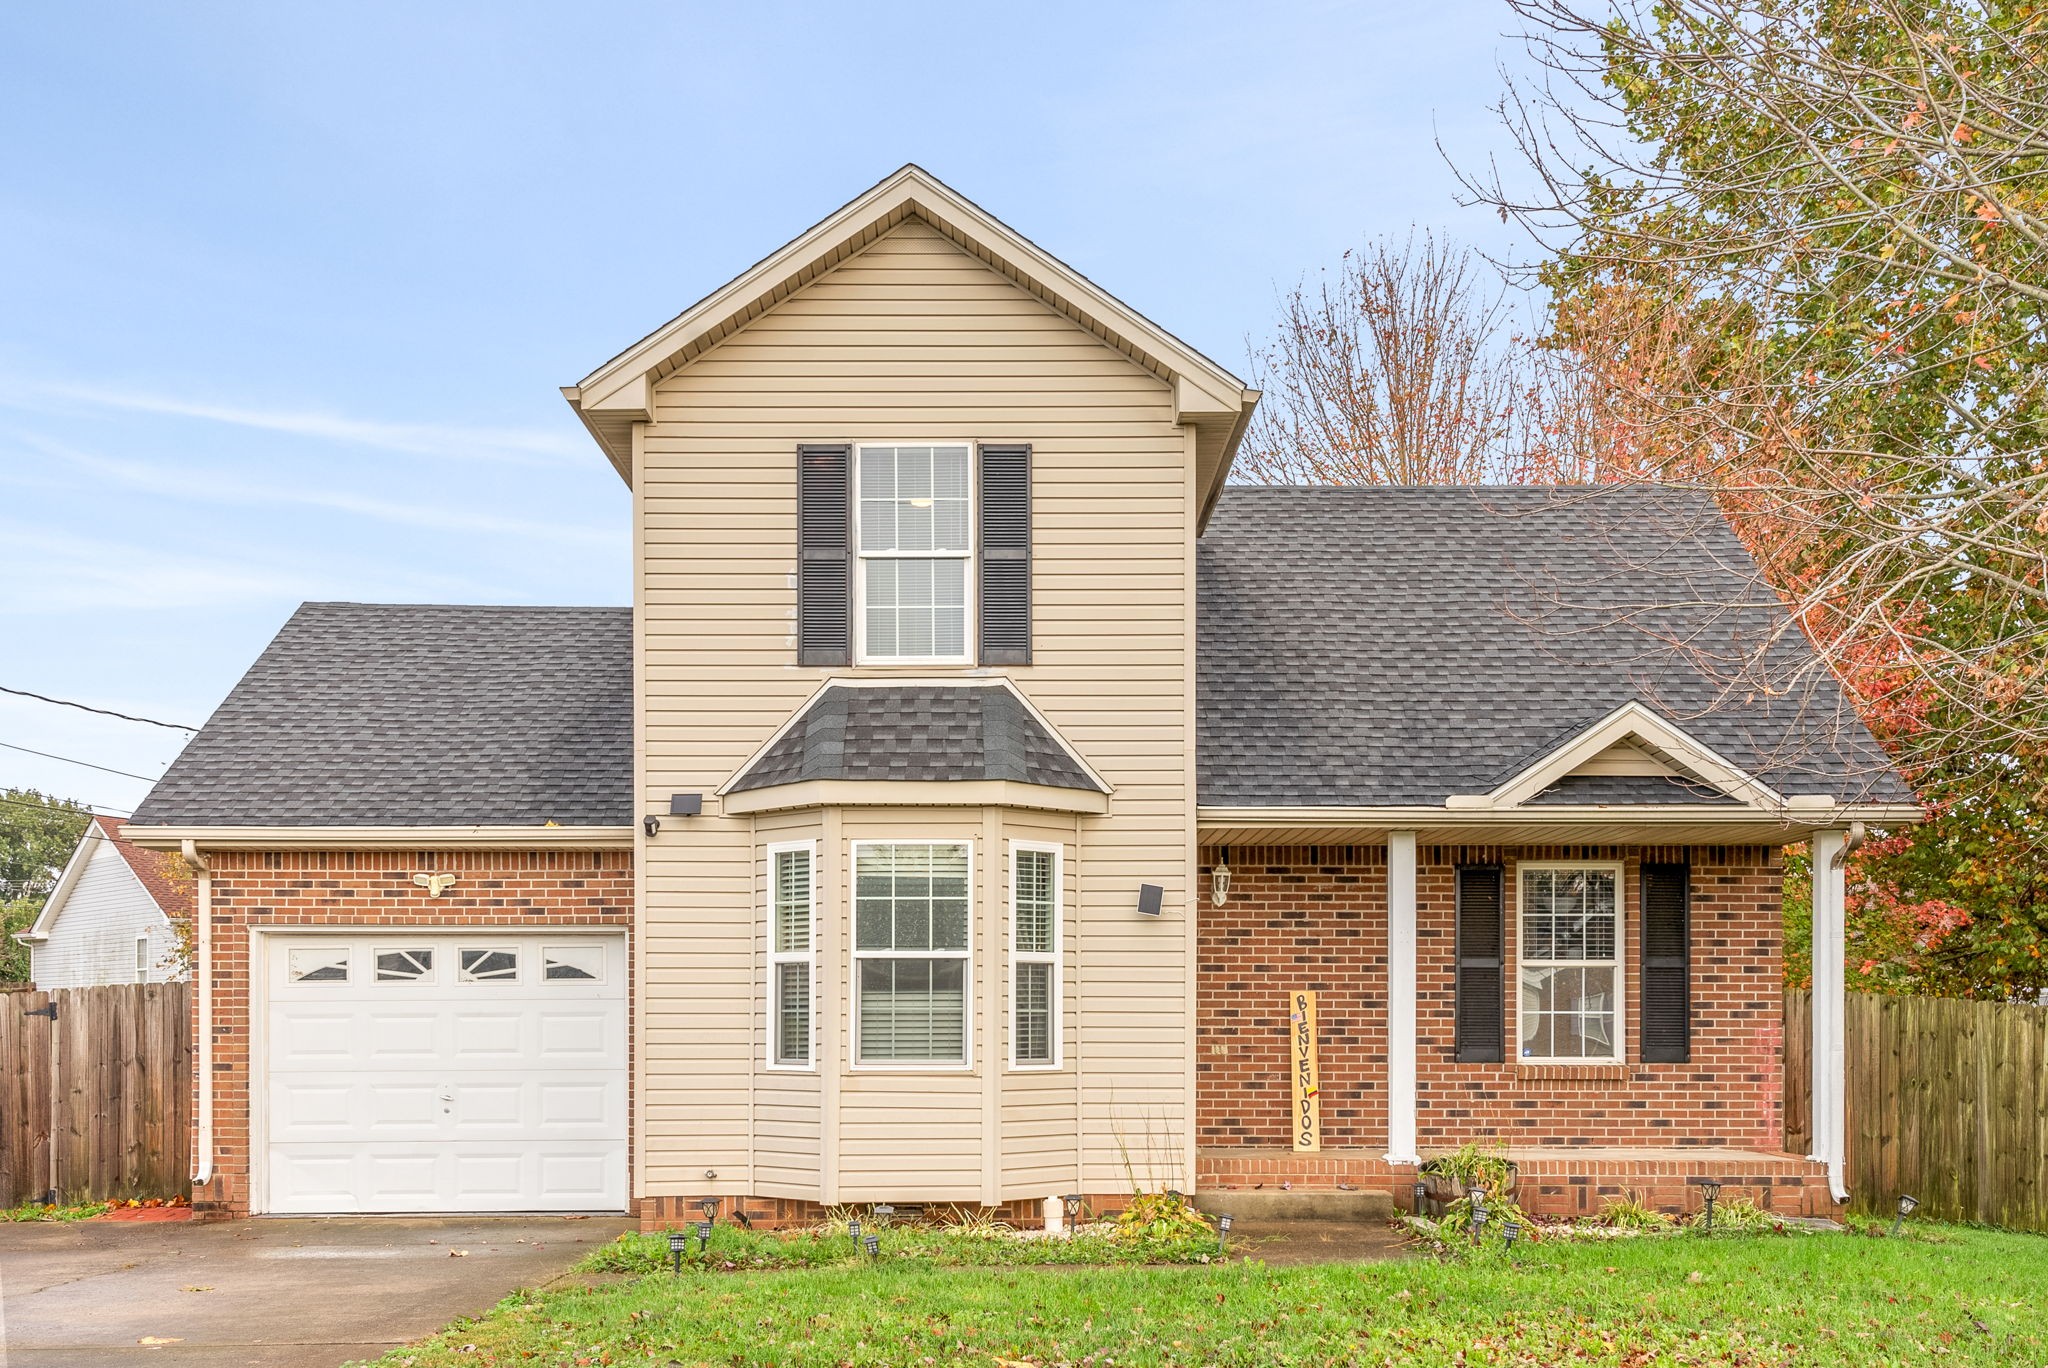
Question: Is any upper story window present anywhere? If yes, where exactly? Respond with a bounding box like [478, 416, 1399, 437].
[854, 443, 974, 664]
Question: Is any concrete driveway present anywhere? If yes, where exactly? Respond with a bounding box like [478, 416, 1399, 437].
[0, 1214, 635, 1367]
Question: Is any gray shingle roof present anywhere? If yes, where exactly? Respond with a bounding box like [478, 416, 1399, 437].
[1196, 486, 1912, 808]
[727, 684, 1104, 794]
[131, 602, 632, 827]
[1526, 775, 1740, 806]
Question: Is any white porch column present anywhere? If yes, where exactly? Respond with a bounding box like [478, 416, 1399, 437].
[1385, 830, 1420, 1165]
[1810, 828, 1849, 1203]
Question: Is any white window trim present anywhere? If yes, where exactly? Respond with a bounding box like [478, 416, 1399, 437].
[135, 933, 150, 984]
[1008, 839, 1063, 1071]
[852, 440, 977, 667]
[1514, 859, 1628, 1065]
[765, 839, 819, 1073]
[849, 838, 975, 1072]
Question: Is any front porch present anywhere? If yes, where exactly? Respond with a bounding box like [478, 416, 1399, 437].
[1196, 1147, 1838, 1220]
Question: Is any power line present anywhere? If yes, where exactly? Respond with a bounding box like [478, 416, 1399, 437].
[0, 793, 131, 818]
[0, 685, 197, 732]
[0, 740, 162, 784]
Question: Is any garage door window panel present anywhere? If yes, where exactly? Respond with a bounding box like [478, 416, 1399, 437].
[376, 948, 434, 982]
[288, 948, 351, 983]
[460, 948, 520, 983]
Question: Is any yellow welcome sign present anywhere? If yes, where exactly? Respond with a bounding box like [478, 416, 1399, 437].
[1289, 989, 1321, 1153]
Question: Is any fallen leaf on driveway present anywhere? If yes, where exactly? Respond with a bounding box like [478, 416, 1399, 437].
[450, 1248, 470, 1257]
[138, 1336, 184, 1346]
[181, 1285, 214, 1292]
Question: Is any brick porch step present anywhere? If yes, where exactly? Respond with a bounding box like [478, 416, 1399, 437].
[1191, 1188, 1394, 1222]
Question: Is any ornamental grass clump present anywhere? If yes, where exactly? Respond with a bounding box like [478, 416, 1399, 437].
[1601, 1190, 1676, 1231]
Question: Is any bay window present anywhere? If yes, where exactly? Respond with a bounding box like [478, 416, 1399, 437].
[767, 841, 817, 1069]
[1010, 842, 1061, 1068]
[1517, 862, 1625, 1062]
[854, 841, 971, 1066]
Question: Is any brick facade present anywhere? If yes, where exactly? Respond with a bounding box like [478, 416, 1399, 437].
[190, 848, 632, 1219]
[1197, 843, 1798, 1207]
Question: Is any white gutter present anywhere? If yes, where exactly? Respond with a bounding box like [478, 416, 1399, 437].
[182, 839, 214, 1190]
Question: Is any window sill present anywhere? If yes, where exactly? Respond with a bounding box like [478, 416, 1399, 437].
[1513, 1062, 1631, 1083]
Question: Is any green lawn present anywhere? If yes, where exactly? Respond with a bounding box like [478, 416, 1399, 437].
[362, 1223, 2047, 1367]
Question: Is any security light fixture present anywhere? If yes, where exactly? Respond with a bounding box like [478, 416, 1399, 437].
[643, 815, 661, 838]
[1137, 883, 1163, 916]
[1212, 850, 1231, 907]
[1894, 1193, 1918, 1236]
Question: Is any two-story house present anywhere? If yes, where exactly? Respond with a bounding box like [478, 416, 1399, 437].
[128, 167, 1917, 1224]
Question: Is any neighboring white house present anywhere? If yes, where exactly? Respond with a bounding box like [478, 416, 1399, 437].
[15, 815, 190, 988]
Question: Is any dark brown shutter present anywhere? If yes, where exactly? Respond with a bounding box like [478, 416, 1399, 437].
[1640, 863, 1692, 1063]
[978, 443, 1032, 665]
[797, 443, 852, 667]
[1454, 865, 1505, 1063]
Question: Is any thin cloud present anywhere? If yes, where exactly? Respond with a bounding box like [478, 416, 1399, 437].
[18, 436, 619, 550]
[4, 378, 586, 467]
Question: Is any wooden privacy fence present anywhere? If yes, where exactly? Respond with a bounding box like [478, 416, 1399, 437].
[1785, 990, 2048, 1232]
[0, 982, 190, 1207]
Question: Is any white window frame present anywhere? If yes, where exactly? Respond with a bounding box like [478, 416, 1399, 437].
[766, 839, 819, 1072]
[1008, 840, 1063, 1071]
[135, 933, 150, 983]
[1515, 860, 1628, 1065]
[849, 838, 974, 1072]
[852, 441, 976, 667]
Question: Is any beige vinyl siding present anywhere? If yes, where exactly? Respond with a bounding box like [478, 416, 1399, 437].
[751, 810, 823, 1198]
[639, 217, 1195, 1203]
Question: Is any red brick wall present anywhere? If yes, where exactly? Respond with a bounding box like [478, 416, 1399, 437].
[1196, 843, 1785, 1154]
[191, 848, 632, 1218]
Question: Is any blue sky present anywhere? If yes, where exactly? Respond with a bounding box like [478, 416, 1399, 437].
[0, 1, 1538, 814]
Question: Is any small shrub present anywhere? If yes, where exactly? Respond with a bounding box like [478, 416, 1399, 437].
[1601, 1190, 1675, 1230]
[1111, 1190, 1212, 1243]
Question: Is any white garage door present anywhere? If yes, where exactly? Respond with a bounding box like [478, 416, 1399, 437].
[262, 931, 626, 1214]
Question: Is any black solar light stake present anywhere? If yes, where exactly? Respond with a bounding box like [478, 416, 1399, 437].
[848, 1218, 862, 1243]
[873, 1204, 896, 1225]
[1893, 1194, 1918, 1237]
[1502, 1221, 1520, 1250]
[1217, 1214, 1233, 1252]
[695, 1221, 712, 1255]
[863, 1234, 880, 1258]
[1411, 1181, 1429, 1217]
[699, 1197, 719, 1220]
[667, 1230, 685, 1275]
[1699, 1179, 1722, 1232]
[1060, 1193, 1085, 1235]
[1468, 1203, 1488, 1244]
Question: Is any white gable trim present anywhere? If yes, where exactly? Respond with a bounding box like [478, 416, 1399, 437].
[14, 823, 166, 946]
[563, 165, 1258, 501]
[1445, 701, 1787, 811]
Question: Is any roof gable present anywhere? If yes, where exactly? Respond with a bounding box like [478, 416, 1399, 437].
[1446, 700, 1784, 810]
[18, 815, 191, 944]
[563, 165, 1257, 520]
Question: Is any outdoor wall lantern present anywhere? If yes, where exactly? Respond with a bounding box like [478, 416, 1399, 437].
[1137, 883, 1164, 917]
[1212, 850, 1231, 907]
[1894, 1193, 1918, 1236]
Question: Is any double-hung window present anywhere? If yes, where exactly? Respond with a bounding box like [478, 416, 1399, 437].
[855, 443, 973, 664]
[768, 841, 817, 1069]
[1010, 842, 1061, 1069]
[854, 841, 971, 1066]
[1517, 862, 1625, 1062]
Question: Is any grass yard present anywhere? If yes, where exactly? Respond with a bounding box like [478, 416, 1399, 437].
[363, 1222, 2048, 1367]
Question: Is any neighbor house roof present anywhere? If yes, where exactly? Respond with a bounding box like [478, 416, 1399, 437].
[129, 602, 632, 827]
[18, 815, 194, 943]
[725, 682, 1106, 795]
[1196, 485, 1913, 808]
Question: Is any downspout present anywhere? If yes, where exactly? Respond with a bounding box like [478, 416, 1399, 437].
[183, 839, 214, 1190]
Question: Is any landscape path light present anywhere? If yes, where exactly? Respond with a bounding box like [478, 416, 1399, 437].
[695, 1221, 712, 1256]
[667, 1230, 685, 1275]
[1894, 1194, 1918, 1237]
[1216, 1214, 1233, 1253]
[1699, 1179, 1722, 1233]
[863, 1233, 880, 1258]
[1411, 1182, 1429, 1218]
[1502, 1221, 1520, 1251]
